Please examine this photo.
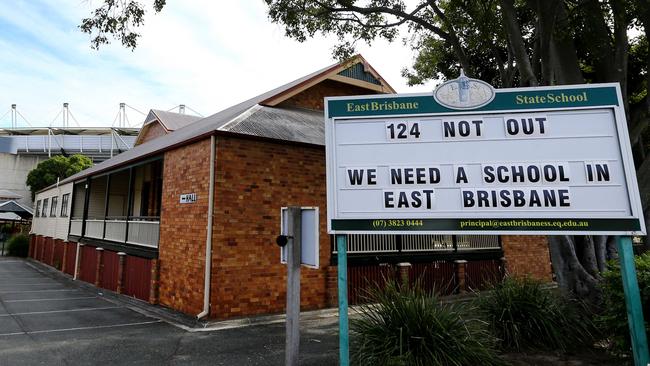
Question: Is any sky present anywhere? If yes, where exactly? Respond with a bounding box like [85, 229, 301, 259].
[0, 0, 436, 128]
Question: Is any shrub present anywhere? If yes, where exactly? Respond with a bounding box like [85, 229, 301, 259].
[475, 276, 596, 352]
[351, 280, 504, 366]
[598, 253, 650, 356]
[6, 234, 29, 257]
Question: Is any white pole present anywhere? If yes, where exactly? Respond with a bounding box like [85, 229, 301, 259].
[63, 103, 69, 127]
[11, 104, 16, 129]
[119, 103, 126, 127]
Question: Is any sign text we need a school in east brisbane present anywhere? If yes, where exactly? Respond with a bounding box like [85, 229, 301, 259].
[324, 84, 645, 235]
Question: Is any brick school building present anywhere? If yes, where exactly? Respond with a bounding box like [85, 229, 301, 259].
[29, 55, 552, 319]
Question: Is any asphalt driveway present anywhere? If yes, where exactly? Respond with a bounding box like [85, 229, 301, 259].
[0, 256, 338, 365]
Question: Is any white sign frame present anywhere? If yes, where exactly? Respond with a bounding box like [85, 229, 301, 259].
[280, 207, 320, 269]
[179, 193, 197, 204]
[325, 83, 645, 236]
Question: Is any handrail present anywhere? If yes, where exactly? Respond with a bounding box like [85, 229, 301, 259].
[73, 217, 160, 248]
[128, 216, 160, 221]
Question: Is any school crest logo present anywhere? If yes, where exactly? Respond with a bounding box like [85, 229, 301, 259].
[433, 70, 495, 110]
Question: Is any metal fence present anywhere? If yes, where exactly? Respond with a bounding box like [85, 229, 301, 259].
[123, 256, 152, 301]
[347, 259, 504, 305]
[79, 245, 98, 284]
[100, 250, 120, 292]
[465, 259, 503, 291]
[409, 261, 457, 296]
[64, 242, 77, 275]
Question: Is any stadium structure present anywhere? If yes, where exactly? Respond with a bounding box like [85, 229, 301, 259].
[0, 103, 150, 209]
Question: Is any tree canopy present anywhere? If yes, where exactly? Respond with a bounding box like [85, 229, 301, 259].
[26, 155, 93, 200]
[79, 0, 166, 50]
[263, 0, 650, 303]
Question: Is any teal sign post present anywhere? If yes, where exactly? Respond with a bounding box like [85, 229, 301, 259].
[325, 81, 648, 365]
[617, 236, 649, 366]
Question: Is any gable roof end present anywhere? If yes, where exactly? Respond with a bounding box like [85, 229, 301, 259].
[259, 54, 395, 107]
[134, 109, 203, 145]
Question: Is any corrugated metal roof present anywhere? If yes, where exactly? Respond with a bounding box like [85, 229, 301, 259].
[221, 106, 324, 146]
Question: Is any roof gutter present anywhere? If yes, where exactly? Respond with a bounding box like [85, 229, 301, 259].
[197, 134, 216, 319]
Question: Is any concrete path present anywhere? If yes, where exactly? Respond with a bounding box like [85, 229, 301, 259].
[0, 256, 339, 365]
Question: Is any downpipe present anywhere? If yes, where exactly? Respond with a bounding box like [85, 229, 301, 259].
[197, 135, 216, 319]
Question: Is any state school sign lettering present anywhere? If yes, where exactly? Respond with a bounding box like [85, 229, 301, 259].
[324, 80, 645, 235]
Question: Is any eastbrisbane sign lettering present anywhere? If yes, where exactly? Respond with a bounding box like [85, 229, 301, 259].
[345, 100, 420, 113]
[325, 81, 645, 235]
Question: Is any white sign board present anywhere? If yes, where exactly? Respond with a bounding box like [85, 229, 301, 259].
[281, 207, 319, 268]
[325, 83, 645, 235]
[180, 193, 197, 204]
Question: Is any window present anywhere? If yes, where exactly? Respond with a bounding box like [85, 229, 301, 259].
[35, 200, 41, 217]
[50, 196, 58, 217]
[61, 193, 70, 217]
[41, 198, 49, 218]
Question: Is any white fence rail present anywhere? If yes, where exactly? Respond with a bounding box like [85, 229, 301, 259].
[104, 220, 127, 242]
[347, 234, 397, 253]
[457, 235, 500, 250]
[334, 234, 500, 254]
[85, 219, 104, 239]
[69, 219, 83, 236]
[402, 234, 454, 251]
[67, 217, 159, 248]
[127, 220, 160, 248]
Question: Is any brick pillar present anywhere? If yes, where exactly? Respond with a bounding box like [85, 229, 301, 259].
[149, 259, 159, 304]
[397, 262, 412, 287]
[500, 235, 552, 281]
[455, 260, 467, 294]
[61, 242, 68, 273]
[95, 248, 104, 287]
[325, 265, 338, 307]
[76, 244, 84, 279]
[116, 252, 126, 294]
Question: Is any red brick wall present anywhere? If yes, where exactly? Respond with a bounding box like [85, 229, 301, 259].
[501, 235, 553, 281]
[278, 79, 381, 111]
[210, 136, 330, 319]
[157, 138, 211, 315]
[136, 121, 167, 145]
